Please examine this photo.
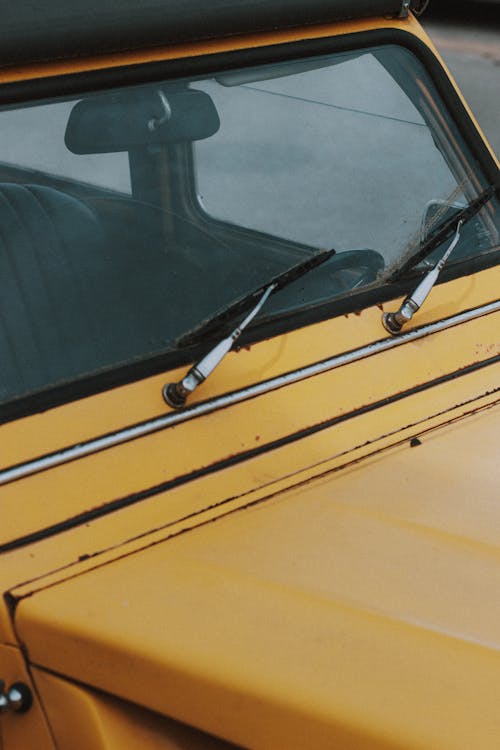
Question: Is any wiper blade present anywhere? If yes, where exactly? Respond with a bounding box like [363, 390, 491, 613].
[176, 247, 336, 349]
[396, 180, 498, 278]
[163, 247, 335, 408]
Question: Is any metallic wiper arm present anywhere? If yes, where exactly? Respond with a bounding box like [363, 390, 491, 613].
[163, 284, 276, 408]
[163, 247, 336, 408]
[382, 219, 463, 335]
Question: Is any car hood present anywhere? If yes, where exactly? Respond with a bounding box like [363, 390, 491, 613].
[13, 404, 500, 750]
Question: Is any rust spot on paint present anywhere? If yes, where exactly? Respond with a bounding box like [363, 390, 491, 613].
[354, 310, 362, 316]
[475, 343, 497, 356]
[255, 435, 260, 442]
[376, 303, 384, 311]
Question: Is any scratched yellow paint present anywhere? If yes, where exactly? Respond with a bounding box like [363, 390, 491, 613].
[14, 406, 500, 749]
[1, 295, 498, 547]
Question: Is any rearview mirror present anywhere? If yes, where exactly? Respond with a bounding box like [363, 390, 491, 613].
[65, 86, 220, 154]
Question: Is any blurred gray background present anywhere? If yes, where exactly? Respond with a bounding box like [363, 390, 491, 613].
[423, 0, 499, 155]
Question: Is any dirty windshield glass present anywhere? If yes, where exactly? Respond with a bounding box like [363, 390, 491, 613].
[0, 43, 498, 406]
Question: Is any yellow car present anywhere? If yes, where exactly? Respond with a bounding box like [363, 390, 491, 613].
[0, 1, 499, 748]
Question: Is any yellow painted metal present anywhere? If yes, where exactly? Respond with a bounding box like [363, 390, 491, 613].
[5, 375, 499, 602]
[1, 362, 497, 644]
[14, 405, 500, 750]
[32, 668, 237, 750]
[1, 267, 498, 640]
[1, 285, 498, 547]
[0, 644, 55, 750]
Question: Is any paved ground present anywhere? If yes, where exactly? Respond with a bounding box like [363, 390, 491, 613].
[422, 3, 500, 156]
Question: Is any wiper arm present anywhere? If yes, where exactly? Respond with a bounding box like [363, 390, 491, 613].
[164, 283, 276, 408]
[396, 181, 498, 278]
[382, 180, 498, 335]
[383, 219, 463, 334]
[163, 247, 335, 408]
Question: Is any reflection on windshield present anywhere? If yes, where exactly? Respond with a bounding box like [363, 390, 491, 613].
[0, 44, 497, 406]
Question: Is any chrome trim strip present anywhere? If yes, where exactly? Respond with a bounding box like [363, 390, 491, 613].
[1, 299, 499, 486]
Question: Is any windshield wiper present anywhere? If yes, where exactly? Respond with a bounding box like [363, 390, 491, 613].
[382, 181, 498, 335]
[163, 247, 335, 408]
[396, 181, 498, 277]
[383, 219, 463, 334]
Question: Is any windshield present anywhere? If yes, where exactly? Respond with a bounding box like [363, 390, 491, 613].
[0, 43, 498, 407]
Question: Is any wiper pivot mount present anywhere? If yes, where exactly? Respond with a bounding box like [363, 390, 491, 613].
[164, 248, 335, 409]
[383, 219, 463, 334]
